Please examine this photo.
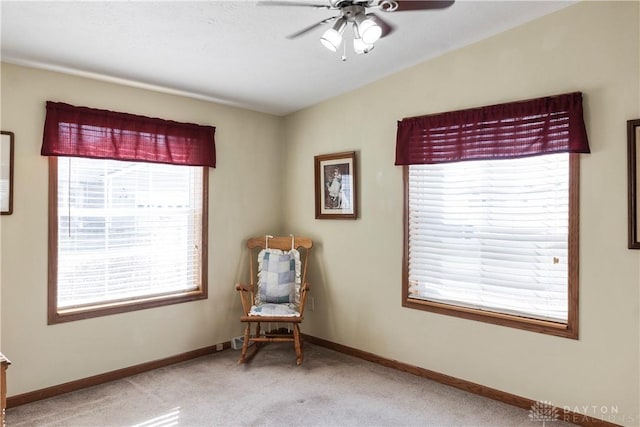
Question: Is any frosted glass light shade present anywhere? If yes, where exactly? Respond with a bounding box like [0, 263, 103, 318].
[321, 28, 342, 51]
[358, 16, 382, 44]
[353, 37, 374, 54]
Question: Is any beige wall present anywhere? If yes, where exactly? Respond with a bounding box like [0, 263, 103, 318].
[0, 63, 284, 395]
[283, 1, 640, 425]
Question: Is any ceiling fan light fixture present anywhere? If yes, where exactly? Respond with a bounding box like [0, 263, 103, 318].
[353, 37, 374, 54]
[320, 29, 341, 51]
[320, 17, 347, 52]
[355, 13, 382, 45]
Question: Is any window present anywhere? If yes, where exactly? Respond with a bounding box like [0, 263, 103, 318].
[50, 157, 207, 322]
[396, 93, 589, 338]
[43, 102, 215, 323]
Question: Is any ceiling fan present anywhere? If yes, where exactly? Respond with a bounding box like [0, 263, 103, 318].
[260, 0, 455, 56]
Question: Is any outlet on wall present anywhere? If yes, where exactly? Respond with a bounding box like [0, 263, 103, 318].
[310, 297, 315, 312]
[216, 343, 223, 351]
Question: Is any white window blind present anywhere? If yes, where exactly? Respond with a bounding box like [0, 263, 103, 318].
[56, 157, 203, 309]
[407, 153, 569, 323]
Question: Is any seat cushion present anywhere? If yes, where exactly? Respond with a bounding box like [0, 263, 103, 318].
[255, 248, 301, 305]
[249, 303, 300, 317]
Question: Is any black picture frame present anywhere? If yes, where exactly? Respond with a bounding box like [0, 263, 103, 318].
[0, 131, 14, 215]
[628, 119, 640, 248]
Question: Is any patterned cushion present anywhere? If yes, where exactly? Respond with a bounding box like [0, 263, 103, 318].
[255, 248, 301, 305]
[249, 303, 300, 317]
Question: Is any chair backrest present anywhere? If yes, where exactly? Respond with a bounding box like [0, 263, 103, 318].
[246, 236, 313, 300]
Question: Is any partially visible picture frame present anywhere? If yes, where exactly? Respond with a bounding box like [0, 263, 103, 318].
[628, 119, 640, 248]
[0, 131, 14, 215]
[314, 151, 358, 220]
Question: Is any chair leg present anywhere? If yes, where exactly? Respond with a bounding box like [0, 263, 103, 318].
[293, 324, 303, 365]
[239, 323, 251, 364]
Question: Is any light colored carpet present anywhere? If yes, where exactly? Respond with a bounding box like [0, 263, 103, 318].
[6, 343, 575, 426]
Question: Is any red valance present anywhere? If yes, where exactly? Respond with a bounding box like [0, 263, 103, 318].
[42, 101, 216, 167]
[395, 92, 589, 165]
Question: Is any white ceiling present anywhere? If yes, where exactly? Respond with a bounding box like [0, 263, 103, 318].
[1, 0, 573, 116]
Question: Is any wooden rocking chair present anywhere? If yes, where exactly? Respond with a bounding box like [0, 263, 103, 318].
[235, 235, 313, 365]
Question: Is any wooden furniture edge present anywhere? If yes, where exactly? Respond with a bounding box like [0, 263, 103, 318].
[6, 342, 230, 408]
[302, 334, 620, 427]
[1, 353, 10, 427]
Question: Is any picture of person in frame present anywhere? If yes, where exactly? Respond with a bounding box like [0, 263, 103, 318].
[324, 164, 350, 210]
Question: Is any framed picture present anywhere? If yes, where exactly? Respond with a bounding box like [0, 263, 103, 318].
[314, 151, 358, 219]
[628, 119, 640, 248]
[0, 131, 14, 215]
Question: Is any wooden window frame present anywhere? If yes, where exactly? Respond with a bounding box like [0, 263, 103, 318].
[47, 157, 209, 324]
[402, 154, 580, 339]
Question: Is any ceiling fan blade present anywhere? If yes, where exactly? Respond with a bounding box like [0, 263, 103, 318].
[257, 1, 330, 8]
[286, 16, 338, 39]
[391, 0, 454, 12]
[368, 13, 394, 38]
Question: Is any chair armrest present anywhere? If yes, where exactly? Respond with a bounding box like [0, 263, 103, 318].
[236, 283, 253, 315]
[299, 282, 311, 316]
